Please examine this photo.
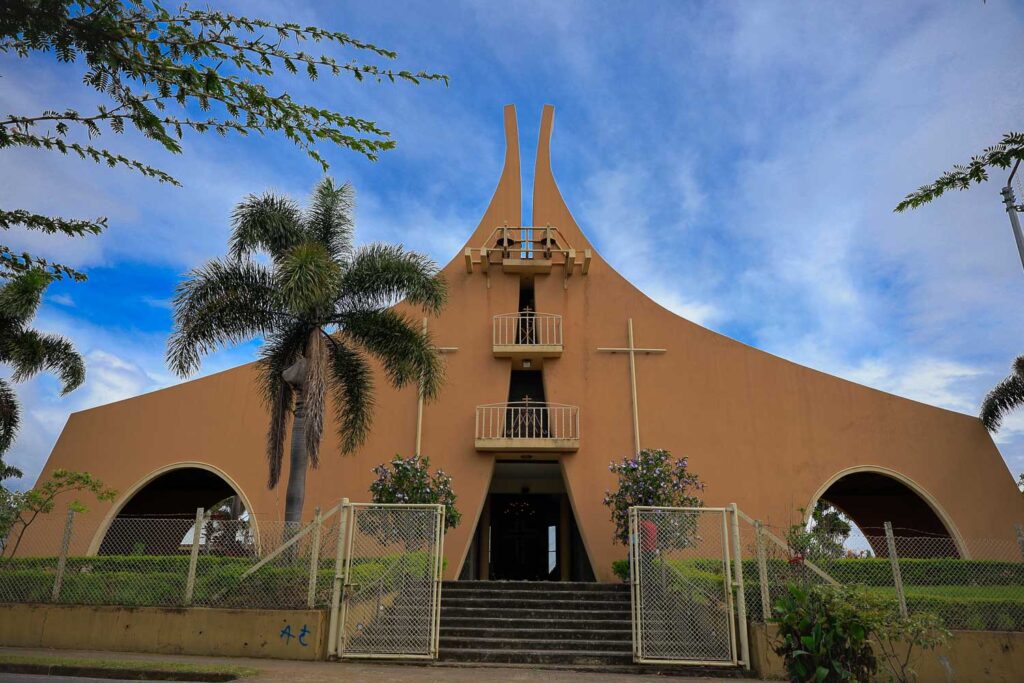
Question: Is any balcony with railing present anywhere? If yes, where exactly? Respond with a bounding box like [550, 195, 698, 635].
[492, 313, 563, 362]
[475, 401, 580, 452]
[464, 226, 591, 276]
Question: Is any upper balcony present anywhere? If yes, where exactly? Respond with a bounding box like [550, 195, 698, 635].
[493, 313, 563, 365]
[475, 401, 580, 453]
[464, 226, 591, 278]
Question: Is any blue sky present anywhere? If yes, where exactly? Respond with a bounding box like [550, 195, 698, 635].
[3, 1, 1024, 489]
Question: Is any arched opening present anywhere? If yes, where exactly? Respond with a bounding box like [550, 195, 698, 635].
[811, 469, 962, 558]
[95, 465, 250, 556]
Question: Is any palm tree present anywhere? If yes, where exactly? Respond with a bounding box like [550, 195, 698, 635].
[168, 178, 447, 525]
[981, 355, 1024, 432]
[0, 269, 85, 457]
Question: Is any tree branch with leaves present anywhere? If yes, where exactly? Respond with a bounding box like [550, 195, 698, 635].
[1, 0, 448, 282]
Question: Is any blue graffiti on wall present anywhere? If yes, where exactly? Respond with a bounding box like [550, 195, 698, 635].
[280, 623, 311, 647]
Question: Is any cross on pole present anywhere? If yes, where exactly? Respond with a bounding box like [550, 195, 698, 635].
[597, 318, 666, 454]
[417, 318, 457, 455]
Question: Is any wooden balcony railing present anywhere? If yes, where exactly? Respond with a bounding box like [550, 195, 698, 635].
[474, 402, 580, 452]
[492, 313, 563, 348]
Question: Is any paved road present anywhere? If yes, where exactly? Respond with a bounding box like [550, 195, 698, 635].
[0, 647, 761, 682]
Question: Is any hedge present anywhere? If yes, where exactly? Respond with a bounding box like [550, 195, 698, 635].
[0, 551, 442, 609]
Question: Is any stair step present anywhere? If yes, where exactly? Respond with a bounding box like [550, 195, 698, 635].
[442, 606, 629, 621]
[440, 616, 630, 631]
[439, 647, 634, 666]
[442, 597, 628, 610]
[443, 581, 627, 592]
[439, 627, 630, 641]
[441, 636, 631, 653]
[442, 588, 629, 601]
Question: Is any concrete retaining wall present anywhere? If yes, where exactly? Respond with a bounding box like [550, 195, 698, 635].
[0, 604, 327, 661]
[749, 623, 1024, 682]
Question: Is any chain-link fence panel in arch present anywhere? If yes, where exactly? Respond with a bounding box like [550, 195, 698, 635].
[629, 507, 737, 665]
[886, 534, 1024, 631]
[339, 504, 444, 659]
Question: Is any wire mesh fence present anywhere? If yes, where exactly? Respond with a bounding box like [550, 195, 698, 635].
[628, 507, 736, 664]
[735, 512, 1024, 632]
[0, 506, 340, 610]
[339, 504, 443, 658]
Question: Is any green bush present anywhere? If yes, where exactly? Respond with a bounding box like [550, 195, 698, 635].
[612, 559, 629, 581]
[773, 583, 877, 682]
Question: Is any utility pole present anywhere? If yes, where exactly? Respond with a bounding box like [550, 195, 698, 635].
[1002, 160, 1024, 272]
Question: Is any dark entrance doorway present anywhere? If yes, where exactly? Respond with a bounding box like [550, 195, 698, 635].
[490, 493, 560, 580]
[459, 461, 595, 582]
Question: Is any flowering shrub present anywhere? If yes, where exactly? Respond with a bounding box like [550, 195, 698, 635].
[602, 448, 704, 545]
[369, 454, 461, 531]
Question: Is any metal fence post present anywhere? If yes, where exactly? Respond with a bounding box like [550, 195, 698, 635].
[183, 507, 204, 606]
[327, 498, 349, 659]
[1014, 524, 1024, 560]
[884, 521, 908, 618]
[51, 506, 76, 602]
[729, 504, 750, 669]
[306, 507, 322, 608]
[754, 520, 771, 622]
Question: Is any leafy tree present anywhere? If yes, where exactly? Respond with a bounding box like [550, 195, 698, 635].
[787, 500, 853, 561]
[167, 178, 447, 525]
[894, 133, 1024, 212]
[1, 0, 447, 283]
[370, 454, 461, 530]
[602, 448, 704, 546]
[0, 269, 85, 457]
[1, 468, 116, 558]
[980, 354, 1024, 432]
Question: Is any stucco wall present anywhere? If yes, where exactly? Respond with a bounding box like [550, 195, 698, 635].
[0, 604, 327, 661]
[749, 623, 1024, 682]
[20, 104, 1024, 583]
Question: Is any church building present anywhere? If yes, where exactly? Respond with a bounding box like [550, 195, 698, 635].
[26, 105, 1024, 582]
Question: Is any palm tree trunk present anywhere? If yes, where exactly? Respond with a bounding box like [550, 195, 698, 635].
[284, 393, 309, 530]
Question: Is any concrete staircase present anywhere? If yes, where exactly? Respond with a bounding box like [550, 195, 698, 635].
[439, 580, 633, 666]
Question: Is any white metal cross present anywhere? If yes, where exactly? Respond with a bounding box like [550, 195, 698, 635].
[597, 318, 666, 454]
[416, 318, 458, 455]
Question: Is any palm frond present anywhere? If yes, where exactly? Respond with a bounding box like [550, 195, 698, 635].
[257, 324, 309, 489]
[306, 178, 355, 263]
[337, 244, 447, 314]
[981, 360, 1024, 432]
[229, 192, 305, 262]
[2, 330, 85, 394]
[325, 336, 374, 453]
[303, 331, 327, 468]
[0, 269, 53, 326]
[0, 378, 20, 455]
[167, 259, 281, 377]
[337, 309, 444, 399]
[278, 242, 342, 314]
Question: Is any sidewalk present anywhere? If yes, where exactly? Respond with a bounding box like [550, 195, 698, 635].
[0, 647, 763, 682]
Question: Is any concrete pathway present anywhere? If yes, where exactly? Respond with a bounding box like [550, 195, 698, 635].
[0, 647, 763, 682]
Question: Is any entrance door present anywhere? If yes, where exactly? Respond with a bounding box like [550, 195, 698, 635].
[490, 494, 559, 580]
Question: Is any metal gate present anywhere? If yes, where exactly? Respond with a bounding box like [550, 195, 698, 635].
[628, 506, 746, 666]
[334, 503, 444, 659]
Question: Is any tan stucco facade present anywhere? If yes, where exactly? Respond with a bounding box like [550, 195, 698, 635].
[24, 104, 1024, 581]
